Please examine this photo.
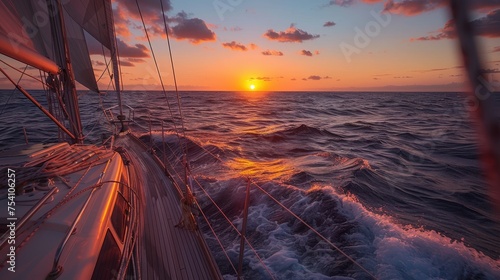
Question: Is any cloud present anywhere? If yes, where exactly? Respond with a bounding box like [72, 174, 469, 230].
[480, 68, 500, 73]
[470, 1, 500, 13]
[493, 46, 500, 52]
[117, 58, 149, 67]
[88, 37, 150, 58]
[413, 66, 463, 73]
[300, 50, 320, 57]
[250, 77, 272, 82]
[249, 76, 284, 82]
[323, 21, 336, 27]
[127, 58, 146, 63]
[113, 2, 216, 44]
[113, 6, 133, 38]
[303, 75, 331, 81]
[223, 26, 243, 32]
[327, 0, 383, 7]
[170, 12, 216, 43]
[119, 60, 135, 67]
[92, 60, 105, 67]
[301, 50, 313, 56]
[411, 10, 500, 41]
[263, 24, 319, 43]
[113, 0, 171, 37]
[222, 41, 248, 51]
[116, 0, 171, 24]
[473, 9, 500, 38]
[383, 0, 446, 16]
[410, 19, 455, 41]
[328, 0, 355, 7]
[393, 76, 413, 78]
[383, 0, 500, 16]
[262, 50, 284, 56]
[116, 38, 150, 57]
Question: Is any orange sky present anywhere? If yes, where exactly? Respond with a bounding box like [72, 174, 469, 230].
[1, 0, 499, 92]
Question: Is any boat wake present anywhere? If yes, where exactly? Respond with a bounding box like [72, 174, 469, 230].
[194, 178, 500, 279]
[141, 131, 500, 279]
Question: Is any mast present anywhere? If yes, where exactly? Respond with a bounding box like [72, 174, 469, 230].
[47, 0, 84, 144]
[104, 0, 126, 132]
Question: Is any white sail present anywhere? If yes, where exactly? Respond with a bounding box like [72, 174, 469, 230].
[62, 0, 113, 50]
[0, 0, 59, 74]
[64, 10, 99, 92]
[62, 0, 118, 92]
[0, 0, 110, 92]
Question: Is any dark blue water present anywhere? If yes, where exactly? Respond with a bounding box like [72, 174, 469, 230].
[1, 90, 500, 279]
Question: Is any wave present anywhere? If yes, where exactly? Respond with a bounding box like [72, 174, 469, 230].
[140, 131, 229, 168]
[245, 125, 343, 145]
[196, 179, 500, 279]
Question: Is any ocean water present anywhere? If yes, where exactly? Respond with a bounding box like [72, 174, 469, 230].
[1, 90, 500, 279]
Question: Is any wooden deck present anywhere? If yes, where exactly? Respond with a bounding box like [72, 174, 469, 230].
[115, 134, 222, 280]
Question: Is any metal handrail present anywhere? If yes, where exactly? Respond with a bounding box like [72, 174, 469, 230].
[47, 186, 99, 279]
[47, 160, 112, 279]
[0, 186, 58, 249]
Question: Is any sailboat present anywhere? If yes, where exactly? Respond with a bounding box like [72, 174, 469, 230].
[1, 0, 499, 279]
[0, 0, 222, 279]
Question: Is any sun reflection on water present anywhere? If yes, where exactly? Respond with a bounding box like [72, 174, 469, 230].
[227, 157, 295, 181]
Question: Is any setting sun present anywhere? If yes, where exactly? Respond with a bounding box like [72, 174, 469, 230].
[250, 84, 256, 90]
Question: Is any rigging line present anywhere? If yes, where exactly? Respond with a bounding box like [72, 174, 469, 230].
[101, 0, 121, 94]
[0, 59, 48, 86]
[157, 132, 374, 276]
[156, 146, 274, 279]
[138, 134, 246, 273]
[250, 180, 378, 280]
[82, 111, 105, 139]
[166, 155, 240, 233]
[146, 120, 226, 181]
[193, 199, 239, 276]
[40, 70, 53, 124]
[159, 0, 187, 138]
[187, 173, 276, 279]
[135, 0, 187, 176]
[152, 128, 376, 278]
[0, 64, 28, 115]
[115, 34, 124, 93]
[141, 118, 376, 278]
[92, 0, 113, 86]
[135, 1, 179, 130]
[159, 0, 193, 192]
[40, 71, 50, 99]
[240, 233, 276, 280]
[95, 58, 113, 84]
[0, 66, 77, 141]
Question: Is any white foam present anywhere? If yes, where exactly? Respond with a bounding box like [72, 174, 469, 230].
[321, 186, 500, 279]
[201, 178, 500, 279]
